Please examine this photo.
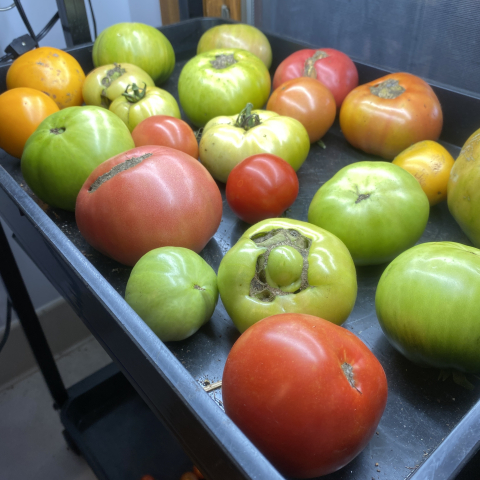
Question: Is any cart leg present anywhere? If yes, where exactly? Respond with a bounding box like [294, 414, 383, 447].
[0, 221, 68, 408]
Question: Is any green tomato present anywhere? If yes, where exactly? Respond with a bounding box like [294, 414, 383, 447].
[178, 48, 271, 127]
[375, 241, 480, 373]
[21, 106, 134, 211]
[109, 83, 181, 132]
[308, 161, 430, 266]
[217, 218, 357, 333]
[125, 246, 219, 342]
[199, 104, 310, 183]
[197, 23, 272, 69]
[92, 22, 175, 85]
[82, 63, 155, 108]
[448, 128, 480, 248]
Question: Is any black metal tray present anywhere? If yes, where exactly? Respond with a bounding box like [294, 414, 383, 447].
[1, 17, 480, 480]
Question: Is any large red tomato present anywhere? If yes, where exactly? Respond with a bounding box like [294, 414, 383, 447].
[225, 153, 299, 224]
[272, 48, 358, 107]
[339, 72, 443, 160]
[75, 146, 222, 266]
[222, 313, 388, 478]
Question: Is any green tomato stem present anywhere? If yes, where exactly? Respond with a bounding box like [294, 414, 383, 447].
[122, 82, 148, 103]
[235, 103, 261, 131]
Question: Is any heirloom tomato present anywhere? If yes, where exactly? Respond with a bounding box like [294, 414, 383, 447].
[448, 128, 480, 248]
[392, 140, 454, 206]
[82, 63, 155, 108]
[75, 146, 223, 266]
[222, 313, 388, 478]
[125, 246, 218, 342]
[376, 242, 480, 373]
[21, 106, 134, 211]
[132, 115, 199, 158]
[178, 48, 271, 127]
[308, 161, 430, 266]
[217, 218, 357, 333]
[266, 76, 336, 143]
[272, 48, 358, 107]
[197, 23, 272, 68]
[226, 153, 299, 224]
[0, 87, 59, 158]
[339, 72, 443, 160]
[6, 46, 85, 109]
[92, 22, 175, 85]
[199, 104, 310, 183]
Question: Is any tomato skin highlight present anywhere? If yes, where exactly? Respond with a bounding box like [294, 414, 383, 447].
[222, 313, 388, 478]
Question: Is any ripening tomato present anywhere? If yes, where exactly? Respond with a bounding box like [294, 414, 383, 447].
[222, 313, 388, 478]
[132, 115, 199, 158]
[392, 140, 455, 206]
[0, 87, 59, 158]
[272, 48, 358, 107]
[339, 72, 443, 160]
[266, 77, 336, 143]
[226, 153, 299, 224]
[6, 46, 85, 109]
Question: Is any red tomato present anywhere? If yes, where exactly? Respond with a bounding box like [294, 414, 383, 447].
[75, 146, 222, 266]
[339, 72, 443, 160]
[272, 48, 358, 107]
[266, 77, 336, 143]
[222, 313, 388, 478]
[131, 115, 199, 158]
[225, 154, 299, 224]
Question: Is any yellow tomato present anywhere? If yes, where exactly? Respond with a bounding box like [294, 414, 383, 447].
[0, 87, 59, 158]
[392, 140, 455, 206]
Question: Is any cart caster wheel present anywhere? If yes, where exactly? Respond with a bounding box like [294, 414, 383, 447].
[62, 429, 81, 455]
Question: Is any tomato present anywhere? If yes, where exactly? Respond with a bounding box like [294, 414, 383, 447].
[0, 87, 59, 159]
[222, 313, 388, 478]
[308, 161, 430, 266]
[197, 23, 272, 68]
[448, 128, 480, 248]
[109, 83, 181, 132]
[132, 115, 199, 158]
[75, 145, 223, 266]
[92, 22, 175, 85]
[272, 48, 359, 107]
[82, 63, 155, 108]
[199, 104, 310, 183]
[266, 76, 336, 143]
[217, 218, 357, 333]
[178, 48, 271, 127]
[339, 72, 443, 160]
[392, 140, 455, 206]
[375, 242, 480, 373]
[21, 106, 135, 211]
[225, 153, 299, 224]
[6, 46, 85, 109]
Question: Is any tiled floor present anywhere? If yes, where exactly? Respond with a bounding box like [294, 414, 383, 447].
[0, 335, 112, 480]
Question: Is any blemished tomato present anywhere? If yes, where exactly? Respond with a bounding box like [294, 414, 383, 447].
[272, 48, 359, 107]
[0, 87, 59, 158]
[266, 77, 336, 143]
[6, 46, 85, 109]
[392, 140, 455, 206]
[339, 72, 443, 160]
[132, 115, 199, 158]
[222, 313, 388, 478]
[75, 145, 223, 266]
[225, 154, 299, 224]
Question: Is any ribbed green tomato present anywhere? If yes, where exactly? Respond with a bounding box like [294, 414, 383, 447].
[92, 22, 175, 85]
[199, 104, 310, 183]
[217, 218, 357, 333]
[178, 48, 271, 127]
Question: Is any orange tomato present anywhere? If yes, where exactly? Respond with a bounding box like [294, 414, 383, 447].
[266, 76, 336, 143]
[6, 46, 85, 109]
[0, 87, 59, 158]
[392, 140, 455, 206]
